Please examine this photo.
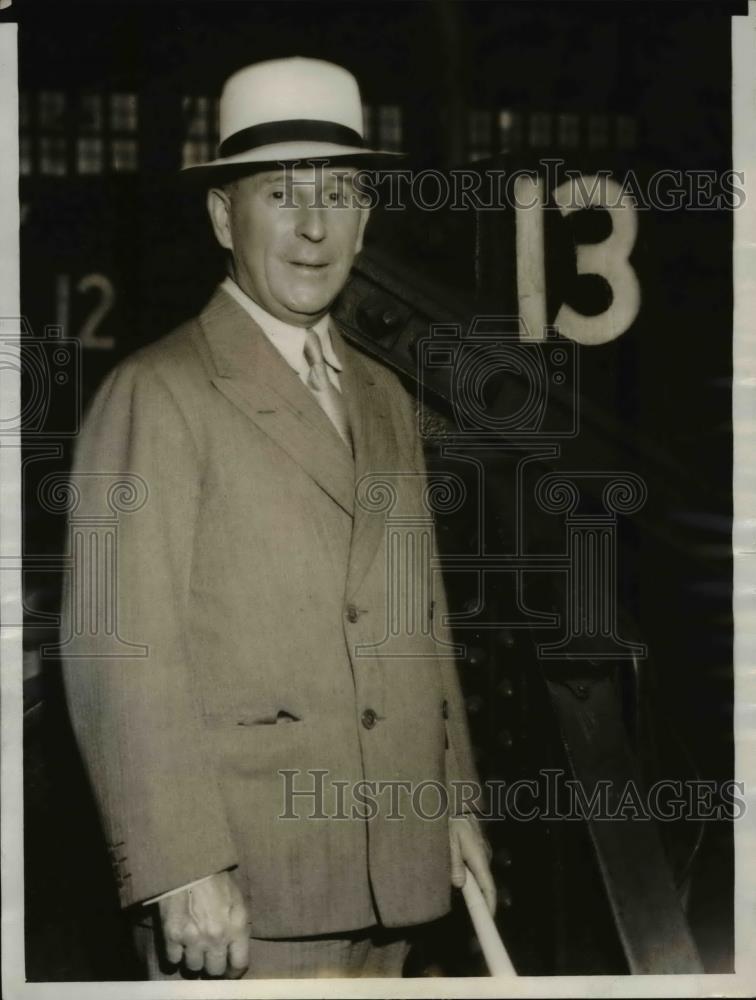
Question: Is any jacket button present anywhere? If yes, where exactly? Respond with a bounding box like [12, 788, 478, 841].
[346, 604, 359, 623]
[441, 699, 449, 720]
[361, 708, 377, 729]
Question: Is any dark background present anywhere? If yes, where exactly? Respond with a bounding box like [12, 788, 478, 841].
[13, 0, 738, 980]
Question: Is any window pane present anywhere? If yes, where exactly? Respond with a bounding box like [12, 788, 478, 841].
[110, 93, 138, 132]
[361, 104, 374, 144]
[77, 137, 103, 174]
[181, 140, 213, 168]
[40, 136, 67, 175]
[557, 113, 579, 148]
[183, 95, 216, 140]
[192, 96, 209, 137]
[528, 112, 552, 148]
[111, 138, 138, 172]
[498, 109, 521, 153]
[468, 110, 492, 161]
[80, 94, 103, 134]
[378, 105, 402, 151]
[20, 136, 33, 176]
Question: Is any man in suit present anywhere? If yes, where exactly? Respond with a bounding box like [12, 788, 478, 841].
[61, 56, 494, 980]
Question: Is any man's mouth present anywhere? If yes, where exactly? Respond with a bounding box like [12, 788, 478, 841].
[289, 260, 329, 271]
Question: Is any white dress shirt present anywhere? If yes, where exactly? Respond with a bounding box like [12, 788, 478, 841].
[220, 276, 343, 391]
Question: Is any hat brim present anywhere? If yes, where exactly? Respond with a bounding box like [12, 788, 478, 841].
[181, 140, 404, 182]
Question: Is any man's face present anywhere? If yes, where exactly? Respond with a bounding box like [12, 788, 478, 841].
[207, 164, 369, 326]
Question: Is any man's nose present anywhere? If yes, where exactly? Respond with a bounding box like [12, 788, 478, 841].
[295, 206, 326, 242]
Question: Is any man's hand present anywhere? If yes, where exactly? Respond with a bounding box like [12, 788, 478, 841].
[158, 871, 250, 978]
[449, 814, 497, 915]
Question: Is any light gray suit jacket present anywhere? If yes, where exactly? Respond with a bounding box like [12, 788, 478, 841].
[61, 287, 480, 938]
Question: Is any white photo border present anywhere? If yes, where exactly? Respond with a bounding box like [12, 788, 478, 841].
[2, 4, 756, 996]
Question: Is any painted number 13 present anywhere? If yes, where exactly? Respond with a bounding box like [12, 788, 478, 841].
[515, 174, 640, 345]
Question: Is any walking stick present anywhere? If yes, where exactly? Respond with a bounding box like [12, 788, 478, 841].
[461, 864, 517, 977]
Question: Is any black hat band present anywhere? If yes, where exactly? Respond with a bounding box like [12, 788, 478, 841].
[219, 119, 366, 158]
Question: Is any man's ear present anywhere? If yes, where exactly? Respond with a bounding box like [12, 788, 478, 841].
[354, 205, 370, 255]
[206, 187, 233, 251]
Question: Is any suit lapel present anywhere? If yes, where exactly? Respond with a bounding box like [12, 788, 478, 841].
[332, 322, 415, 596]
[199, 289, 355, 517]
[198, 288, 415, 588]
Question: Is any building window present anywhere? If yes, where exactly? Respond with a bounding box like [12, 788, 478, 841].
[20, 90, 140, 176]
[80, 94, 103, 134]
[76, 137, 104, 175]
[20, 136, 33, 176]
[109, 93, 138, 172]
[361, 103, 373, 144]
[362, 104, 403, 152]
[39, 135, 67, 176]
[182, 95, 220, 168]
[557, 113, 580, 148]
[110, 93, 138, 133]
[74, 94, 103, 174]
[498, 109, 521, 154]
[377, 105, 402, 151]
[33, 90, 68, 175]
[111, 139, 138, 173]
[468, 110, 492, 162]
[528, 112, 552, 148]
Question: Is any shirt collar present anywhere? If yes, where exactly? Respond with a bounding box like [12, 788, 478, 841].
[220, 276, 342, 373]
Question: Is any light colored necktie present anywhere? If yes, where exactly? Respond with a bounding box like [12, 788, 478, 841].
[303, 328, 353, 452]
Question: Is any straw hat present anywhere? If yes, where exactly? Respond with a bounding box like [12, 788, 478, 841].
[182, 56, 403, 178]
